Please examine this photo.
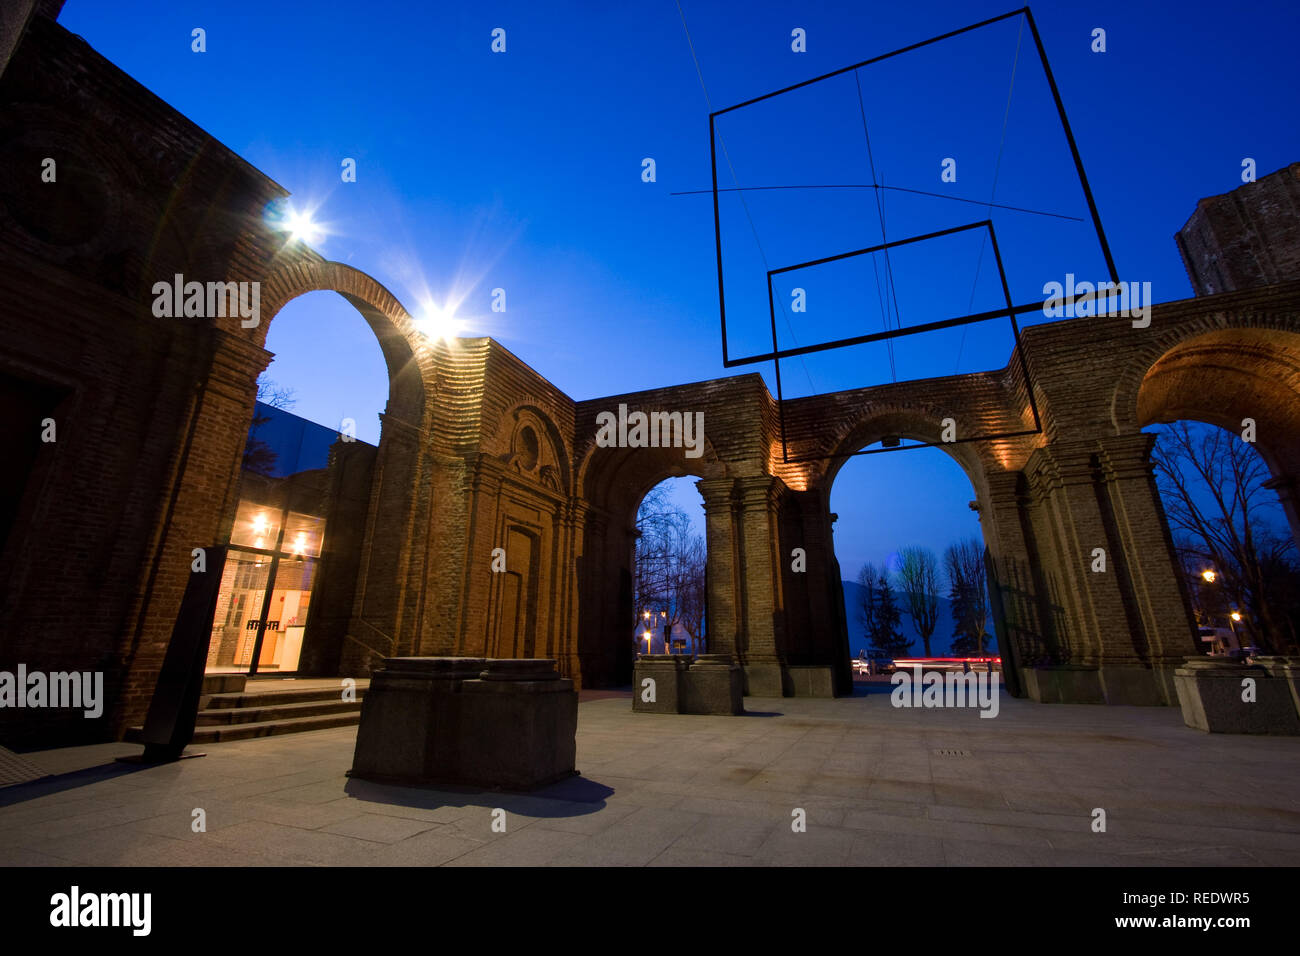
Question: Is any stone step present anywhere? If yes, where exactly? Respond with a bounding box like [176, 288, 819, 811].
[188, 711, 362, 744]
[203, 685, 364, 709]
[201, 674, 248, 695]
[196, 698, 363, 726]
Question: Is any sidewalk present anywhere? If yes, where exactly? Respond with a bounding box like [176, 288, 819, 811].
[2, 690, 1298, 866]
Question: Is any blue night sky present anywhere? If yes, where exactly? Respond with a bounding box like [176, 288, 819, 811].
[60, 0, 1300, 579]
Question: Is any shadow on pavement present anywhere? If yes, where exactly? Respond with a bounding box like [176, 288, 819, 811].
[342, 774, 614, 818]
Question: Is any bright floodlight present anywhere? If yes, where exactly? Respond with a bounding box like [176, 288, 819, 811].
[1201, 569, 1216, 583]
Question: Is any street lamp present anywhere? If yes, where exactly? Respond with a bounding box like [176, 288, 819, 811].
[1227, 609, 1244, 657]
[1196, 568, 1229, 631]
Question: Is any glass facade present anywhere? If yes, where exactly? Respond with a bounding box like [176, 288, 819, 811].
[206, 514, 323, 673]
[206, 402, 372, 676]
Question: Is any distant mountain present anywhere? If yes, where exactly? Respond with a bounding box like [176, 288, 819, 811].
[841, 579, 961, 657]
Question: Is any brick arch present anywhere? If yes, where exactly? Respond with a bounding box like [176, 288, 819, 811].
[253, 259, 437, 425]
[1109, 312, 1300, 437]
[1123, 322, 1300, 544]
[805, 400, 999, 506]
[575, 433, 728, 518]
[573, 434, 728, 687]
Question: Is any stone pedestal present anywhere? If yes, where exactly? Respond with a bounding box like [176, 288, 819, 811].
[1173, 657, 1300, 734]
[682, 654, 744, 715]
[632, 655, 691, 713]
[457, 660, 579, 788]
[349, 657, 578, 789]
[632, 654, 744, 715]
[1244, 656, 1300, 722]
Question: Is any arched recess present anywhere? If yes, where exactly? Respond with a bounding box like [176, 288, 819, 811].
[575, 433, 727, 687]
[216, 259, 439, 675]
[807, 401, 1036, 697]
[492, 402, 572, 495]
[1124, 326, 1300, 545]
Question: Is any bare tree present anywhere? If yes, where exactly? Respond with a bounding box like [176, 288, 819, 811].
[634, 485, 706, 653]
[677, 535, 707, 653]
[634, 485, 680, 624]
[946, 537, 989, 655]
[897, 546, 941, 656]
[1150, 421, 1298, 653]
[256, 376, 297, 410]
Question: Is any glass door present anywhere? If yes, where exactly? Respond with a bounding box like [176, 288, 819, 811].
[207, 550, 272, 673]
[207, 500, 326, 676]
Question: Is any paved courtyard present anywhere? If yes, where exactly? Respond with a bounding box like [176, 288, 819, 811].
[2, 688, 1299, 867]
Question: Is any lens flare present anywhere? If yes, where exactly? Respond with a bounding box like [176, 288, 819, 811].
[415, 301, 461, 342]
[285, 208, 322, 244]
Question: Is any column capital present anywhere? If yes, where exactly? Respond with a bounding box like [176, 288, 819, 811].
[734, 474, 785, 506]
[564, 496, 591, 523]
[378, 410, 422, 443]
[207, 328, 272, 394]
[1024, 441, 1098, 494]
[983, 469, 1023, 500]
[696, 477, 736, 510]
[467, 451, 507, 495]
[1096, 433, 1157, 482]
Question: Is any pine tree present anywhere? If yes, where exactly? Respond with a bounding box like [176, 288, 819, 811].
[870, 569, 913, 658]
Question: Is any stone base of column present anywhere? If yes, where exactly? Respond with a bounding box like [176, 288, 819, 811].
[682, 655, 744, 715]
[741, 658, 787, 698]
[1150, 663, 1183, 705]
[1173, 657, 1300, 734]
[1022, 664, 1105, 704]
[632, 655, 691, 713]
[632, 654, 744, 715]
[785, 665, 837, 698]
[1098, 665, 1174, 706]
